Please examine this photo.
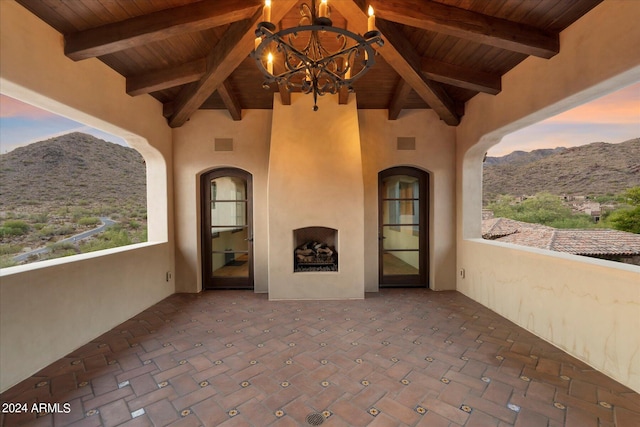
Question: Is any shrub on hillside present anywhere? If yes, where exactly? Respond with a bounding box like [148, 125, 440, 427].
[29, 213, 49, 223]
[47, 241, 76, 253]
[0, 220, 29, 236]
[80, 229, 131, 253]
[0, 258, 18, 268]
[0, 244, 23, 255]
[78, 217, 100, 226]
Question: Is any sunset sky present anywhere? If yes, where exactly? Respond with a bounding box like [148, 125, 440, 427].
[1, 82, 638, 155]
[489, 81, 640, 156]
[0, 97, 126, 153]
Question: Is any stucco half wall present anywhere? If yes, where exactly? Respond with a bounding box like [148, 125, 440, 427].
[456, 0, 640, 392]
[0, 1, 174, 393]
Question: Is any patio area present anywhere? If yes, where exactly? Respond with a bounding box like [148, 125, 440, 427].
[1, 288, 638, 426]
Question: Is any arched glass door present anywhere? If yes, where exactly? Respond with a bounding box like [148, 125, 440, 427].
[379, 167, 428, 287]
[201, 168, 253, 290]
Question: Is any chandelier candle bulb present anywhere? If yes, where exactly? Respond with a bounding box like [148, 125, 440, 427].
[267, 53, 274, 75]
[368, 6, 375, 32]
[264, 0, 271, 23]
[319, 0, 328, 18]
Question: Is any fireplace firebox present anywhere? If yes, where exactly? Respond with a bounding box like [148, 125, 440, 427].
[293, 227, 338, 272]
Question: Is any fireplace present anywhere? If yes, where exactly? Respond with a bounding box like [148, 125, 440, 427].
[267, 93, 364, 300]
[293, 227, 338, 272]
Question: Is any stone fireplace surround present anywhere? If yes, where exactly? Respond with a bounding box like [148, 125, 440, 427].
[267, 94, 365, 300]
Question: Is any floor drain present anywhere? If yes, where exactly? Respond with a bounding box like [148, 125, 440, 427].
[306, 412, 325, 425]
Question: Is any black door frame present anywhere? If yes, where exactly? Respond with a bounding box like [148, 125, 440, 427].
[378, 166, 429, 287]
[201, 167, 254, 290]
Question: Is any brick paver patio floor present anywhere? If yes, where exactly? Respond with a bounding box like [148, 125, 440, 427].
[2, 289, 638, 426]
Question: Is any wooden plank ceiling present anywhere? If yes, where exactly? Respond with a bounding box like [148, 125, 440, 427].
[16, 0, 602, 127]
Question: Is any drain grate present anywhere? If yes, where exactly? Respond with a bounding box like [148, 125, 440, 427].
[305, 412, 325, 425]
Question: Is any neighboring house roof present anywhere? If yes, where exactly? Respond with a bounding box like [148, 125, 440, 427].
[482, 218, 553, 239]
[482, 218, 640, 256]
[552, 230, 640, 256]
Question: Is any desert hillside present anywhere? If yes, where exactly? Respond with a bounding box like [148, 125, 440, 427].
[0, 132, 146, 210]
[483, 138, 640, 201]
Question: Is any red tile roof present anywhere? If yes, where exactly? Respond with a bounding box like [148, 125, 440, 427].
[483, 218, 640, 255]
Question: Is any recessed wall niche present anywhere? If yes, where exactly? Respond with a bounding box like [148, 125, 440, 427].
[293, 227, 338, 272]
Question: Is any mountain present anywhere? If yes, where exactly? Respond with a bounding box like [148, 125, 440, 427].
[484, 147, 566, 166]
[0, 132, 146, 209]
[2, 133, 638, 210]
[483, 138, 640, 201]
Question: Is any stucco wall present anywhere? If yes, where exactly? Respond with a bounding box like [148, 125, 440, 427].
[173, 103, 457, 296]
[268, 94, 364, 300]
[456, 0, 640, 392]
[0, 1, 174, 393]
[172, 109, 273, 293]
[359, 109, 457, 291]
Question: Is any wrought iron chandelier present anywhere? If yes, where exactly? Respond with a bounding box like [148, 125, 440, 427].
[251, 0, 383, 111]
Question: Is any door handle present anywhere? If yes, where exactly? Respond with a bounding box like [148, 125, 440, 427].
[245, 237, 254, 242]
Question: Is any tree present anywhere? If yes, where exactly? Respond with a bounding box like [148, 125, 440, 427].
[608, 187, 640, 234]
[518, 192, 574, 225]
[486, 195, 519, 218]
[622, 186, 640, 205]
[487, 192, 591, 228]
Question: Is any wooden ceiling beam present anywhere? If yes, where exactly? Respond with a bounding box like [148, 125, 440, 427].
[278, 82, 292, 105]
[64, 0, 262, 61]
[126, 59, 206, 96]
[338, 87, 350, 105]
[167, 16, 258, 127]
[339, 8, 360, 106]
[341, 3, 497, 100]
[376, 18, 461, 125]
[369, 0, 559, 58]
[421, 58, 501, 95]
[333, 2, 460, 125]
[217, 80, 243, 121]
[273, 63, 291, 106]
[168, 0, 298, 127]
[388, 79, 412, 120]
[163, 102, 174, 119]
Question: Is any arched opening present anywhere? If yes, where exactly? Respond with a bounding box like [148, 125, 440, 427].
[378, 166, 429, 287]
[0, 94, 150, 268]
[480, 83, 640, 265]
